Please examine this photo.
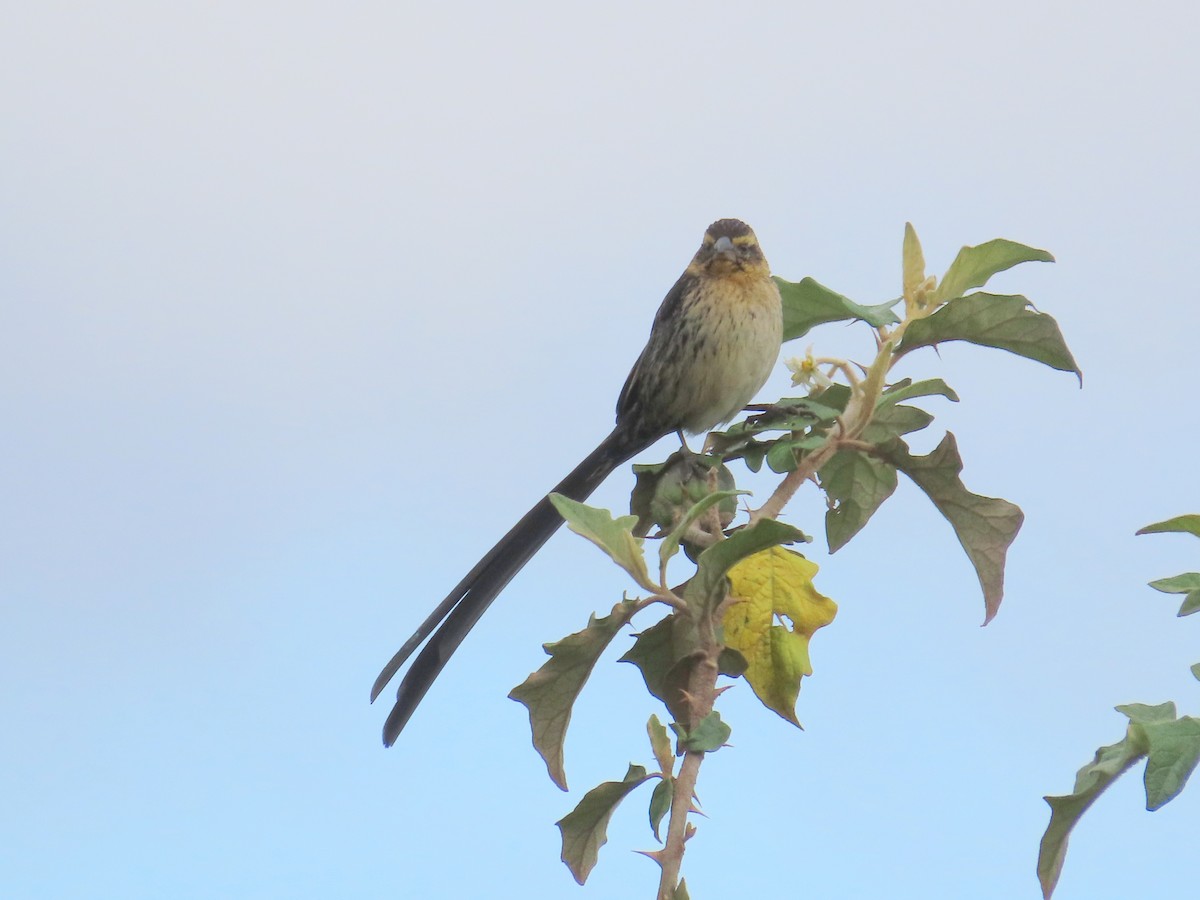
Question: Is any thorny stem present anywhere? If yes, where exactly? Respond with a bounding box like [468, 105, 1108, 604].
[655, 333, 906, 896]
[656, 591, 723, 900]
[657, 751, 703, 899]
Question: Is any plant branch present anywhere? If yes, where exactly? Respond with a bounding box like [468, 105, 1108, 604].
[656, 585, 723, 899]
[749, 340, 895, 524]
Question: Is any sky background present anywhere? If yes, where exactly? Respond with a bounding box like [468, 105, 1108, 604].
[2, 2, 1198, 898]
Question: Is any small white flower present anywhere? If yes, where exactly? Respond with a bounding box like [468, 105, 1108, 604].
[785, 345, 833, 393]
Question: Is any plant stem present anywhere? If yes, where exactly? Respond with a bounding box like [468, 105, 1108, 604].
[657, 748, 703, 899]
[656, 603, 722, 899]
[751, 339, 896, 523]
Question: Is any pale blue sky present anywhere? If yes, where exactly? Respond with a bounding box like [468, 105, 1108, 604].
[2, 3, 1198, 898]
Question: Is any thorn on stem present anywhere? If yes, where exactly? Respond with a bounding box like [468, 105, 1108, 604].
[635, 849, 666, 868]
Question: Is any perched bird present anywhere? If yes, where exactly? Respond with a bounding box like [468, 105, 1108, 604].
[372, 218, 783, 745]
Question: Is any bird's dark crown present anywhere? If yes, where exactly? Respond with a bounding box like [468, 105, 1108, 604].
[704, 219, 755, 243]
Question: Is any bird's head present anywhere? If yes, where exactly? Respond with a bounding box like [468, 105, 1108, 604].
[690, 218, 770, 278]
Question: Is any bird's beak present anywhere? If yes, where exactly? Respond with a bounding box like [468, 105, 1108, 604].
[713, 235, 736, 260]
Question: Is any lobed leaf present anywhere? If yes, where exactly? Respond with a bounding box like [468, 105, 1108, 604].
[557, 764, 654, 884]
[722, 547, 837, 724]
[1038, 732, 1143, 899]
[1039, 703, 1200, 897]
[509, 599, 642, 790]
[686, 519, 810, 614]
[880, 433, 1023, 623]
[935, 238, 1054, 303]
[896, 292, 1081, 380]
[776, 275, 900, 342]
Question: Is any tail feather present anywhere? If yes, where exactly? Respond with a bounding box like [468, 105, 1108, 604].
[375, 426, 647, 745]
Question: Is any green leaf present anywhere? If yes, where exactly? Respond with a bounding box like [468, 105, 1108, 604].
[1146, 575, 1200, 615]
[649, 776, 672, 841]
[902, 222, 926, 299]
[765, 437, 801, 473]
[1192, 662, 1200, 681]
[880, 433, 1023, 623]
[738, 440, 767, 472]
[629, 453, 738, 539]
[716, 646, 748, 677]
[619, 616, 704, 724]
[935, 238, 1054, 303]
[775, 275, 900, 342]
[1116, 701, 1177, 725]
[687, 519, 810, 614]
[1148, 573, 1200, 593]
[1038, 732, 1144, 899]
[1140, 716, 1200, 810]
[660, 490, 749, 571]
[674, 878, 691, 900]
[819, 450, 898, 552]
[647, 714, 675, 776]
[672, 711, 732, 753]
[862, 404, 934, 444]
[509, 599, 641, 790]
[804, 384, 853, 414]
[878, 377, 960, 407]
[619, 616, 676, 706]
[896, 293, 1081, 380]
[1137, 514, 1200, 538]
[550, 494, 655, 592]
[629, 460, 670, 536]
[557, 764, 653, 885]
[753, 432, 830, 475]
[724, 399, 844, 435]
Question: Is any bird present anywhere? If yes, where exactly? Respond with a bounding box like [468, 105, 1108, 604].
[372, 218, 783, 745]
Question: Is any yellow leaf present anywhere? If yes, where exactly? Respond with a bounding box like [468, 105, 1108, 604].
[722, 547, 837, 726]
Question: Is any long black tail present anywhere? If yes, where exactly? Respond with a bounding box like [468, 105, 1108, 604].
[372, 426, 649, 745]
